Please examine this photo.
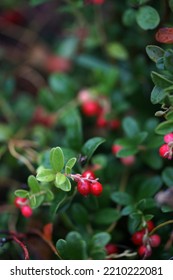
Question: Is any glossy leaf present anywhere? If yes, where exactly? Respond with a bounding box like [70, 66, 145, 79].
[82, 137, 105, 162]
[155, 120, 173, 135]
[94, 208, 121, 225]
[162, 167, 173, 187]
[136, 6, 160, 30]
[146, 45, 164, 63]
[91, 232, 111, 247]
[36, 168, 56, 182]
[50, 147, 64, 173]
[56, 231, 88, 260]
[65, 157, 77, 174]
[111, 192, 133, 205]
[150, 86, 166, 104]
[151, 71, 173, 88]
[14, 189, 29, 198]
[27, 175, 40, 194]
[122, 116, 140, 138]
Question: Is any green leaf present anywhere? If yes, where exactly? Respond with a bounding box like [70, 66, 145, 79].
[169, 0, 173, 12]
[122, 9, 136, 27]
[55, 173, 67, 187]
[50, 147, 64, 173]
[55, 177, 71, 192]
[94, 208, 121, 225]
[161, 205, 173, 212]
[56, 231, 88, 260]
[122, 116, 140, 138]
[128, 212, 142, 234]
[155, 120, 173, 135]
[151, 71, 173, 88]
[146, 45, 164, 63]
[65, 157, 77, 174]
[27, 175, 40, 194]
[162, 167, 173, 187]
[36, 168, 56, 182]
[164, 50, 173, 73]
[91, 232, 111, 247]
[121, 205, 136, 216]
[14, 189, 29, 198]
[111, 192, 133, 205]
[136, 176, 162, 200]
[106, 42, 128, 60]
[71, 203, 88, 225]
[116, 146, 138, 157]
[136, 6, 160, 30]
[50, 190, 67, 216]
[150, 86, 166, 104]
[44, 189, 54, 201]
[29, 195, 44, 209]
[82, 137, 105, 162]
[0, 124, 12, 142]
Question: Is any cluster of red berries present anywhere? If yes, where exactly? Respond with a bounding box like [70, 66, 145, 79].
[14, 197, 33, 218]
[76, 170, 103, 196]
[112, 144, 136, 166]
[85, 0, 105, 5]
[78, 90, 120, 130]
[131, 220, 161, 258]
[159, 132, 173, 160]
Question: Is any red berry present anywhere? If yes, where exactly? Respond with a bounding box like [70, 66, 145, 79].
[90, 181, 103, 196]
[105, 243, 118, 255]
[164, 133, 173, 143]
[96, 115, 108, 128]
[138, 245, 152, 258]
[21, 205, 33, 218]
[120, 155, 135, 166]
[112, 144, 122, 155]
[14, 197, 27, 208]
[81, 100, 102, 117]
[146, 220, 154, 232]
[159, 144, 172, 159]
[82, 170, 96, 180]
[109, 119, 121, 130]
[131, 231, 144, 246]
[45, 55, 71, 73]
[77, 181, 91, 196]
[150, 234, 161, 248]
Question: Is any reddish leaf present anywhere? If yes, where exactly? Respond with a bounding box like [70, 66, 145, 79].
[155, 28, 173, 44]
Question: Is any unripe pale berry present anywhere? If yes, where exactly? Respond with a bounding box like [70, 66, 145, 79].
[164, 133, 173, 143]
[90, 181, 103, 196]
[131, 231, 144, 246]
[150, 234, 161, 248]
[159, 144, 171, 159]
[120, 155, 135, 166]
[77, 181, 91, 196]
[21, 205, 33, 218]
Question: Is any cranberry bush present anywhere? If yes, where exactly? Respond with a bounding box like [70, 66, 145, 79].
[1, 0, 173, 260]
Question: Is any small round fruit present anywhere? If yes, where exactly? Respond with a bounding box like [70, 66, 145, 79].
[164, 133, 173, 144]
[82, 170, 96, 180]
[109, 119, 121, 130]
[77, 181, 91, 196]
[131, 231, 144, 246]
[14, 197, 27, 208]
[105, 243, 118, 255]
[159, 144, 171, 159]
[90, 181, 103, 196]
[96, 115, 108, 128]
[146, 220, 154, 232]
[81, 100, 102, 117]
[21, 205, 33, 218]
[112, 144, 122, 155]
[120, 155, 135, 166]
[150, 234, 161, 248]
[138, 245, 152, 258]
